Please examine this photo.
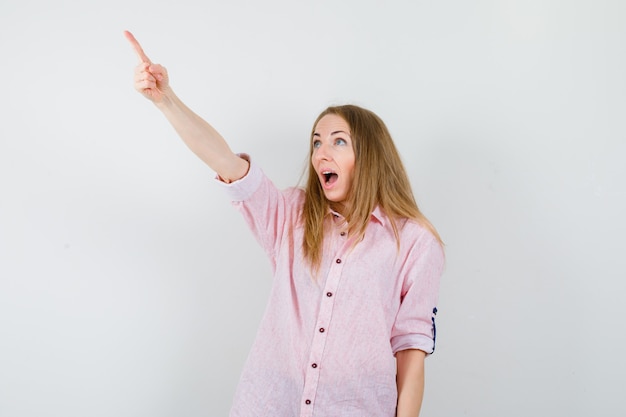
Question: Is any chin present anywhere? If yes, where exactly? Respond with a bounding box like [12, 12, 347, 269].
[323, 193, 342, 203]
[324, 195, 348, 209]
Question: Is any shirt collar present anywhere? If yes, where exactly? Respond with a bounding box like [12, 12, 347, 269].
[328, 206, 387, 227]
[371, 206, 387, 227]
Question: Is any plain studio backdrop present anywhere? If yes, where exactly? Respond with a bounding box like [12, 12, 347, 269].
[1, 0, 625, 416]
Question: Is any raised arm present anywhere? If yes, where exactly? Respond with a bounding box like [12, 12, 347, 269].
[124, 31, 249, 182]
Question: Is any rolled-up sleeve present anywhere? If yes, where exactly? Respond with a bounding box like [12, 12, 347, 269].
[214, 154, 263, 202]
[214, 155, 302, 269]
[390, 231, 445, 355]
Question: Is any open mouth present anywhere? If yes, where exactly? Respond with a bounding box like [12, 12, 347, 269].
[322, 171, 339, 186]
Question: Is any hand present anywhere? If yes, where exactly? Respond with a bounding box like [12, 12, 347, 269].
[124, 30, 170, 102]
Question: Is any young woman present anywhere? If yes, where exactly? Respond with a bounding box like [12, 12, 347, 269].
[125, 31, 444, 417]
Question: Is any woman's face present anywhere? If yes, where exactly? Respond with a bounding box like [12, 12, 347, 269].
[311, 114, 356, 210]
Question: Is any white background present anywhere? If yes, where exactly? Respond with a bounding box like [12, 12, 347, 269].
[1, 0, 625, 416]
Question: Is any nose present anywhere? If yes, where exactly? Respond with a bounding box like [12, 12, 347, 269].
[313, 142, 332, 162]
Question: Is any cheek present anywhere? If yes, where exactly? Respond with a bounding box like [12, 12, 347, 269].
[345, 157, 356, 178]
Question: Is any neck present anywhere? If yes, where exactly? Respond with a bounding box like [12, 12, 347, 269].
[329, 201, 350, 217]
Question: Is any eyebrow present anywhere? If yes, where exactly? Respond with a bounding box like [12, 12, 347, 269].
[312, 130, 350, 137]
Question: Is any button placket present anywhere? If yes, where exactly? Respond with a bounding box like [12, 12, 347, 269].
[300, 233, 347, 417]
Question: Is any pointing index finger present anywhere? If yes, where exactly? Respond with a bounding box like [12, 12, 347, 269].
[124, 30, 152, 64]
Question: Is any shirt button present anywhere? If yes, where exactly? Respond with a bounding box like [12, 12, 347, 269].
[326, 292, 333, 297]
[305, 399, 311, 405]
[340, 231, 346, 236]
[312, 363, 317, 368]
[336, 258, 342, 264]
[319, 327, 325, 333]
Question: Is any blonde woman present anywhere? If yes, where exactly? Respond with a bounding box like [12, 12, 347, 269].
[125, 31, 444, 417]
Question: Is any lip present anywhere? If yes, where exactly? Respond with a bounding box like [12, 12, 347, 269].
[318, 168, 337, 190]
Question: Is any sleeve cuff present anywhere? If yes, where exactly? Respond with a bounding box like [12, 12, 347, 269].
[214, 154, 264, 202]
[391, 334, 434, 356]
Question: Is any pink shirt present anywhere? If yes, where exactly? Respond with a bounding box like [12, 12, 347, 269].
[219, 159, 444, 417]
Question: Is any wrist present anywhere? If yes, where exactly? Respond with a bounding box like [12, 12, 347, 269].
[154, 88, 176, 110]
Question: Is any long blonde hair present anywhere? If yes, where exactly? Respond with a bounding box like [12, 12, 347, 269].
[302, 105, 442, 269]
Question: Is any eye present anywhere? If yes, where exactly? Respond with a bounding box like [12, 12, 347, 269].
[312, 139, 321, 149]
[335, 138, 347, 146]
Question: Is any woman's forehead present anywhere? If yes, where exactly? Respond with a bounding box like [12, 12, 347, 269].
[314, 114, 351, 136]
